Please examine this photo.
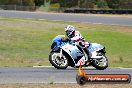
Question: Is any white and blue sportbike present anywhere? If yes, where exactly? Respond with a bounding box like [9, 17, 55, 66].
[49, 35, 108, 70]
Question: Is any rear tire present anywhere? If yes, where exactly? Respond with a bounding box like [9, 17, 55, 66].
[92, 55, 108, 70]
[49, 52, 69, 69]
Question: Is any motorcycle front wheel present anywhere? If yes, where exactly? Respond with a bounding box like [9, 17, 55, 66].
[49, 52, 69, 69]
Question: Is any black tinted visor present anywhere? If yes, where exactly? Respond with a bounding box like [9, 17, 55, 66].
[66, 30, 72, 35]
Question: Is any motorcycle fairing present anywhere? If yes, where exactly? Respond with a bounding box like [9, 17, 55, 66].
[61, 43, 85, 64]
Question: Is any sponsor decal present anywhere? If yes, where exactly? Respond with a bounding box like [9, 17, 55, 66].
[78, 57, 85, 65]
[76, 66, 131, 85]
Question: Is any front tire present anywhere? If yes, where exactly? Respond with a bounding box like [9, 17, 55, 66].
[92, 54, 108, 70]
[49, 52, 69, 69]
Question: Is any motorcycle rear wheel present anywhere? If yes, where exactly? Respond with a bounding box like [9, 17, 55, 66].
[92, 54, 108, 70]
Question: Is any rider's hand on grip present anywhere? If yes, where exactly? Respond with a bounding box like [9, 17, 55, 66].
[62, 37, 70, 42]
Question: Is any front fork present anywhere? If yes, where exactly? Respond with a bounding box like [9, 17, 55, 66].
[59, 49, 63, 58]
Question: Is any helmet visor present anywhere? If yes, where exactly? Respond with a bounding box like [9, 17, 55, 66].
[66, 30, 71, 36]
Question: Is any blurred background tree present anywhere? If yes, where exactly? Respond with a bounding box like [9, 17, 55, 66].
[0, 0, 132, 10]
[119, 0, 132, 9]
[106, 0, 120, 9]
[97, 0, 108, 9]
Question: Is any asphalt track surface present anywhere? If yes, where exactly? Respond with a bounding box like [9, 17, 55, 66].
[0, 10, 132, 26]
[0, 67, 131, 83]
[0, 10, 132, 83]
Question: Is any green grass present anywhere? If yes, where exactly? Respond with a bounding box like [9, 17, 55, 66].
[0, 17, 132, 67]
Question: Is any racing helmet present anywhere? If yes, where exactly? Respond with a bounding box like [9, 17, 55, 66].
[65, 25, 75, 38]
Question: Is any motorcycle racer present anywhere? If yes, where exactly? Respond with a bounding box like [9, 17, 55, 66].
[64, 25, 89, 57]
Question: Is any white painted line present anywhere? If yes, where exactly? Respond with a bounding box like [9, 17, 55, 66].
[33, 66, 53, 68]
[33, 66, 132, 70]
[33, 66, 95, 69]
[33, 66, 75, 68]
[117, 67, 132, 69]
